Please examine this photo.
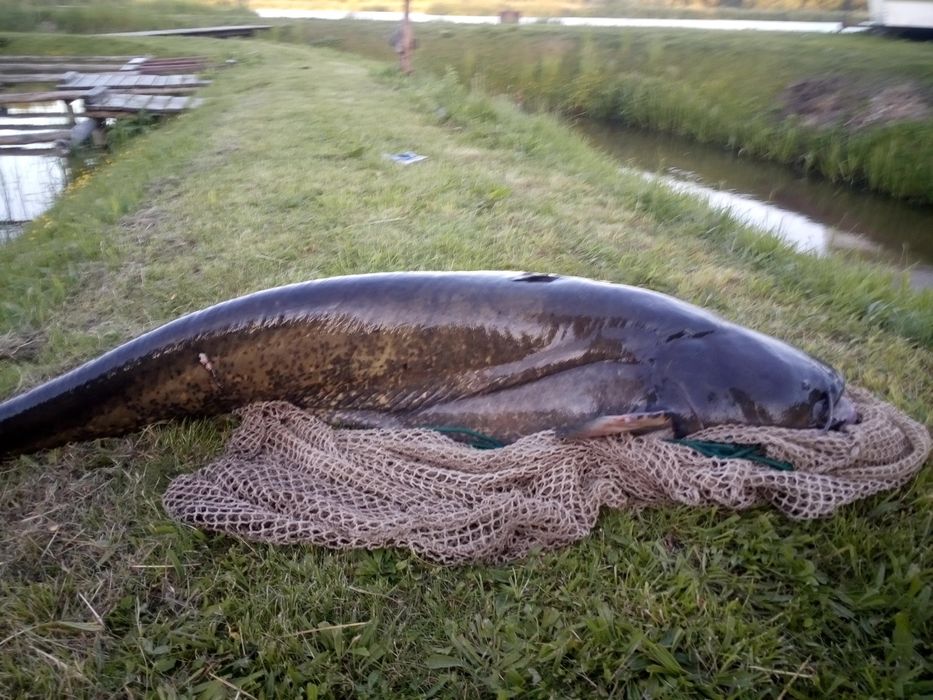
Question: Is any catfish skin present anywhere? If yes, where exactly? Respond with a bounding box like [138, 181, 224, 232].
[0, 271, 854, 456]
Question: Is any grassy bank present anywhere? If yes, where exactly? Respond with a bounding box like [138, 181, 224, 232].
[1, 32, 931, 698]
[0, 0, 257, 34]
[271, 21, 933, 204]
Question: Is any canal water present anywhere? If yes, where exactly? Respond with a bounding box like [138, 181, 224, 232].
[255, 9, 860, 33]
[578, 121, 933, 289]
[0, 102, 79, 241]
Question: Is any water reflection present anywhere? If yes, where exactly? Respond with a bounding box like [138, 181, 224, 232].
[0, 156, 67, 222]
[578, 121, 933, 289]
[0, 101, 76, 234]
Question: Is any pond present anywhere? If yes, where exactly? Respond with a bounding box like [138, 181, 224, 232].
[0, 101, 81, 240]
[577, 121, 933, 290]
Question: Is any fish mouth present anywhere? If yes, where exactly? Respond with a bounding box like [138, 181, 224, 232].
[828, 394, 860, 430]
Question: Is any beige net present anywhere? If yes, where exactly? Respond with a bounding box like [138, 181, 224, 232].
[163, 387, 931, 564]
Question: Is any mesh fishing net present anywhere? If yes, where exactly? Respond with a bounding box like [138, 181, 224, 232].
[163, 387, 930, 564]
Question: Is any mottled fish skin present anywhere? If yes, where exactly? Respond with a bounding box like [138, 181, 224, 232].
[0, 271, 855, 457]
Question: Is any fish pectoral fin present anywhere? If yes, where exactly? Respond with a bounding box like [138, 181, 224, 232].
[322, 410, 409, 430]
[557, 411, 672, 439]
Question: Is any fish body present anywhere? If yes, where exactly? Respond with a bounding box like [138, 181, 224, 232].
[0, 271, 857, 457]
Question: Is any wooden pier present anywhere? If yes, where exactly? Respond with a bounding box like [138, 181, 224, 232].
[0, 55, 212, 155]
[83, 94, 204, 118]
[59, 72, 209, 90]
[0, 55, 210, 87]
[102, 24, 271, 39]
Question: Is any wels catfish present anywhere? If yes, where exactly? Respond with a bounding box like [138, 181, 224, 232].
[0, 271, 858, 457]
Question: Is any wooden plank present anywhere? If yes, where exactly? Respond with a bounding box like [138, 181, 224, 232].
[81, 91, 202, 116]
[0, 130, 70, 146]
[0, 146, 63, 156]
[0, 90, 87, 105]
[102, 24, 272, 38]
[142, 56, 207, 64]
[81, 109, 127, 119]
[58, 72, 110, 89]
[0, 62, 127, 73]
[129, 94, 155, 110]
[118, 86, 202, 96]
[57, 72, 209, 90]
[141, 61, 205, 68]
[0, 55, 139, 63]
[0, 74, 65, 84]
[121, 57, 148, 71]
[140, 58, 207, 67]
[159, 96, 182, 112]
[140, 63, 206, 75]
[0, 112, 71, 121]
[0, 121, 71, 130]
[145, 95, 172, 112]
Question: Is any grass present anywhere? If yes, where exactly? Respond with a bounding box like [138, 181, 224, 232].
[270, 20, 933, 204]
[0, 0, 258, 34]
[0, 31, 931, 698]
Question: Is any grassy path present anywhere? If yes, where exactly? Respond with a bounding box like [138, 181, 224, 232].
[0, 34, 931, 697]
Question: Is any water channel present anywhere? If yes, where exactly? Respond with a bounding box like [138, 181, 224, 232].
[577, 121, 933, 289]
[0, 102, 83, 241]
[256, 9, 862, 33]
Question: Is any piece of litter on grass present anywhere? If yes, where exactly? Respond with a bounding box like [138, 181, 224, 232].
[386, 151, 427, 165]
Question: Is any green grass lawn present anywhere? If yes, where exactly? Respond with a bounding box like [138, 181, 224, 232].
[0, 0, 259, 34]
[0, 33, 931, 698]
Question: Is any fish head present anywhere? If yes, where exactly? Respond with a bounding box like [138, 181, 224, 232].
[653, 325, 860, 435]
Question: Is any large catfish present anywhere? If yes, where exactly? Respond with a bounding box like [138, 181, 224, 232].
[0, 272, 858, 457]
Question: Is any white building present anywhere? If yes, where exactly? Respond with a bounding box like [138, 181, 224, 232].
[869, 0, 933, 30]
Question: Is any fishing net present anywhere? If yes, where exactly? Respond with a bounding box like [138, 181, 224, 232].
[163, 387, 930, 564]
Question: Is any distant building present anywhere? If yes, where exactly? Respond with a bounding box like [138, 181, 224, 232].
[499, 10, 521, 23]
[869, 0, 933, 30]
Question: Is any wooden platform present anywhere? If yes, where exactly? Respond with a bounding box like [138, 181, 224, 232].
[59, 72, 209, 90]
[0, 74, 70, 85]
[0, 54, 212, 154]
[0, 55, 138, 63]
[0, 56, 211, 87]
[83, 93, 204, 118]
[102, 24, 271, 38]
[0, 90, 90, 105]
[0, 62, 130, 73]
[0, 90, 202, 113]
